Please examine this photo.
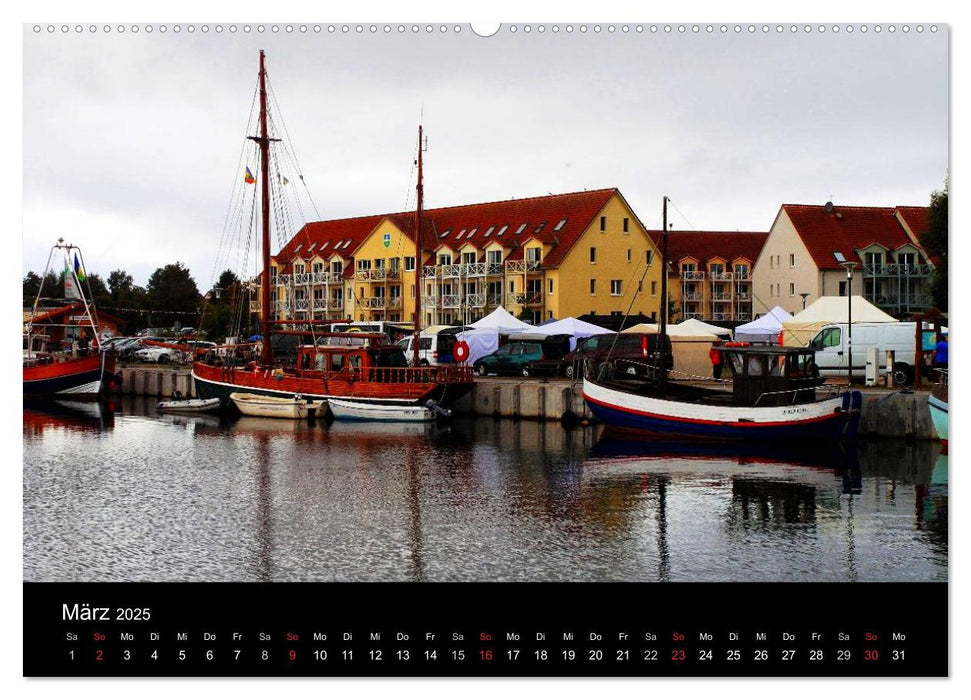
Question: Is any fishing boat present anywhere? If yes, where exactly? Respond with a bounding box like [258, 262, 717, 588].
[157, 393, 222, 415]
[230, 392, 323, 420]
[23, 239, 119, 399]
[927, 369, 948, 448]
[582, 197, 860, 442]
[328, 397, 439, 422]
[191, 51, 473, 410]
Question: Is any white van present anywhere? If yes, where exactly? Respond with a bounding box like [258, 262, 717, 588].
[396, 327, 468, 365]
[808, 322, 916, 384]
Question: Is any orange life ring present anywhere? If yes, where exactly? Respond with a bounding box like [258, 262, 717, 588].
[453, 340, 470, 362]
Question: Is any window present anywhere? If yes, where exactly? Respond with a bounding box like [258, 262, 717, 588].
[411, 284, 415, 299]
[646, 250, 653, 265]
[320, 241, 329, 251]
[789, 283, 795, 296]
[294, 244, 303, 253]
[839, 281, 848, 296]
[438, 254, 451, 265]
[487, 250, 502, 264]
[600, 216, 606, 231]
[515, 223, 527, 235]
[468, 228, 478, 237]
[554, 219, 567, 231]
[770, 257, 774, 270]
[526, 248, 541, 263]
[589, 279, 596, 295]
[651, 280, 657, 296]
[509, 280, 515, 293]
[611, 280, 622, 296]
[638, 281, 643, 292]
[404, 256, 416, 271]
[440, 229, 451, 239]
[548, 279, 554, 295]
[270, 267, 278, 285]
[623, 217, 629, 233]
[294, 263, 305, 274]
[463, 252, 477, 265]
[627, 249, 632, 263]
[789, 253, 795, 268]
[589, 247, 597, 263]
[484, 226, 495, 237]
[312, 262, 323, 274]
[535, 221, 546, 234]
[331, 261, 343, 275]
[308, 243, 317, 253]
[734, 263, 749, 279]
[865, 251, 884, 269]
[497, 225, 509, 236]
[813, 327, 842, 349]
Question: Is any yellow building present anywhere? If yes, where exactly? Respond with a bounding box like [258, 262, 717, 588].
[260, 188, 664, 328]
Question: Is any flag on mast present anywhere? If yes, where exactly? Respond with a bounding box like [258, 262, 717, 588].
[74, 253, 86, 282]
[244, 167, 256, 184]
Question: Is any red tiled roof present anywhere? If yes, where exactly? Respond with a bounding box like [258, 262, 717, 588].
[276, 189, 619, 271]
[646, 230, 767, 269]
[782, 204, 930, 270]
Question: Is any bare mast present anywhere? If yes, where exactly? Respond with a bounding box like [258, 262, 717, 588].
[250, 50, 274, 366]
[412, 125, 424, 368]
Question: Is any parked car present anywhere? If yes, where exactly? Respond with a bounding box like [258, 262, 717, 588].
[473, 335, 571, 377]
[134, 345, 178, 364]
[560, 332, 673, 379]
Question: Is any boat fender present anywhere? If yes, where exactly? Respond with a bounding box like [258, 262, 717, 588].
[273, 368, 284, 381]
[453, 340, 470, 363]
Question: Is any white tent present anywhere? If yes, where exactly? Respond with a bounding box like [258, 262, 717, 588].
[469, 306, 539, 333]
[621, 322, 660, 334]
[782, 295, 896, 346]
[734, 306, 793, 343]
[534, 317, 612, 350]
[665, 318, 733, 338]
[455, 329, 500, 365]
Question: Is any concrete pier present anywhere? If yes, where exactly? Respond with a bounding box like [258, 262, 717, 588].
[110, 367, 937, 439]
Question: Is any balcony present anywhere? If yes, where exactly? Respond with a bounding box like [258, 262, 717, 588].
[710, 312, 731, 321]
[710, 294, 732, 302]
[422, 265, 438, 278]
[487, 293, 504, 307]
[683, 312, 703, 320]
[440, 294, 462, 309]
[735, 312, 752, 321]
[710, 271, 734, 281]
[683, 292, 704, 301]
[294, 298, 310, 312]
[312, 298, 342, 312]
[681, 271, 705, 281]
[505, 260, 542, 274]
[276, 274, 291, 286]
[507, 291, 543, 306]
[359, 296, 391, 309]
[466, 293, 487, 307]
[354, 268, 400, 282]
[864, 263, 933, 277]
[312, 271, 342, 284]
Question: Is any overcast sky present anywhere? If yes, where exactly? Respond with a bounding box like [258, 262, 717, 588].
[22, 21, 948, 290]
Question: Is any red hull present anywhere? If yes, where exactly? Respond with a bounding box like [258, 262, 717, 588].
[192, 361, 474, 405]
[23, 353, 116, 397]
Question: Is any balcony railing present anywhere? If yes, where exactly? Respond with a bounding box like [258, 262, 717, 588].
[710, 271, 734, 281]
[864, 263, 933, 277]
[683, 292, 704, 301]
[466, 293, 487, 307]
[710, 294, 732, 302]
[440, 294, 462, 308]
[276, 274, 291, 286]
[683, 312, 704, 319]
[681, 271, 705, 281]
[440, 264, 463, 278]
[487, 293, 503, 307]
[710, 312, 731, 321]
[294, 299, 309, 312]
[735, 312, 752, 321]
[422, 265, 438, 278]
[507, 291, 543, 306]
[354, 268, 400, 281]
[505, 260, 542, 274]
[312, 298, 343, 312]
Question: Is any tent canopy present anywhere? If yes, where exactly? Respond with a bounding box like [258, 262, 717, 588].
[665, 318, 733, 338]
[621, 322, 660, 334]
[782, 295, 896, 346]
[469, 306, 539, 333]
[528, 316, 612, 350]
[734, 306, 793, 342]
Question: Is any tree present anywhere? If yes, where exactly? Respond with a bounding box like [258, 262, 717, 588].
[23, 270, 62, 306]
[107, 269, 134, 302]
[146, 262, 202, 327]
[922, 181, 948, 311]
[200, 269, 244, 340]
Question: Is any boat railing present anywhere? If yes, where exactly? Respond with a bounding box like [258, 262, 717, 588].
[753, 387, 822, 406]
[362, 364, 474, 384]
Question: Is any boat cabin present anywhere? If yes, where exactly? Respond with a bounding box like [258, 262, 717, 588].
[721, 346, 822, 407]
[295, 342, 408, 378]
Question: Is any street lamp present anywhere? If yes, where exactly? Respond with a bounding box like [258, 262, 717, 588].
[838, 260, 858, 385]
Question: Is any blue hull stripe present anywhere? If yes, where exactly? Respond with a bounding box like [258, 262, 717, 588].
[23, 367, 104, 395]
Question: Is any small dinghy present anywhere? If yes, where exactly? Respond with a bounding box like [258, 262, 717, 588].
[157, 392, 222, 414]
[230, 392, 323, 420]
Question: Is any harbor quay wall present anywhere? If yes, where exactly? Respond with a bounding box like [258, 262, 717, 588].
[111, 367, 936, 439]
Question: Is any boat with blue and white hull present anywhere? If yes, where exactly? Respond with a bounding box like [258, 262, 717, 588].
[927, 369, 948, 448]
[328, 397, 442, 422]
[583, 345, 860, 442]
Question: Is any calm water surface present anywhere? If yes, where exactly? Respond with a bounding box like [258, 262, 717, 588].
[23, 397, 947, 583]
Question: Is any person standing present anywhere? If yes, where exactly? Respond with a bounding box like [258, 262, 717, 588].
[933, 332, 948, 372]
[709, 340, 723, 380]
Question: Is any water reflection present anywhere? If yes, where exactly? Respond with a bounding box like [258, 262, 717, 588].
[22, 398, 947, 583]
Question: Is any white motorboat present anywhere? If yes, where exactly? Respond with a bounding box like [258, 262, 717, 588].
[328, 398, 439, 422]
[157, 395, 222, 414]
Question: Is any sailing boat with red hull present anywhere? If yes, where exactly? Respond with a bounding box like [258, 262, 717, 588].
[192, 51, 473, 409]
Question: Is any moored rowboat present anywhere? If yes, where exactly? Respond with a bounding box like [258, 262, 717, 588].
[157, 396, 222, 414]
[230, 392, 323, 419]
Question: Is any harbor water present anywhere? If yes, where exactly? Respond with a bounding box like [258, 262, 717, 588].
[23, 397, 947, 583]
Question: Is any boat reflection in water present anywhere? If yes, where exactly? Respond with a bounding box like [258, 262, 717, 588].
[23, 399, 116, 437]
[23, 400, 946, 583]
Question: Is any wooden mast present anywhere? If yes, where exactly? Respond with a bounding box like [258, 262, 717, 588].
[412, 125, 424, 368]
[252, 50, 273, 366]
[658, 196, 669, 394]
